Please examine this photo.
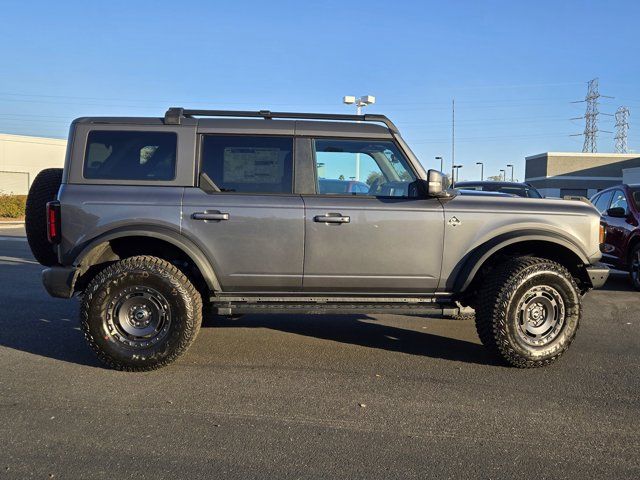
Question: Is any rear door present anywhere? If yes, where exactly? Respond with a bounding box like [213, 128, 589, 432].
[181, 132, 304, 292]
[301, 137, 444, 293]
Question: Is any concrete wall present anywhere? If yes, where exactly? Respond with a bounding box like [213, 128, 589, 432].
[525, 152, 640, 197]
[623, 167, 640, 185]
[0, 133, 67, 195]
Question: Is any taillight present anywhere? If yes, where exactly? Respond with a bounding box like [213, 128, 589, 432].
[46, 201, 61, 244]
[599, 223, 606, 245]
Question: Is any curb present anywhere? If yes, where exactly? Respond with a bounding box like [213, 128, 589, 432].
[0, 221, 25, 226]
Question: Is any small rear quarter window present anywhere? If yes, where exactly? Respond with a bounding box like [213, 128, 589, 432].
[84, 131, 177, 181]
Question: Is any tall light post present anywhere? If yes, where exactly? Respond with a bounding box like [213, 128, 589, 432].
[507, 164, 514, 182]
[435, 156, 443, 172]
[499, 169, 506, 181]
[453, 164, 463, 184]
[344, 95, 375, 180]
[476, 162, 484, 181]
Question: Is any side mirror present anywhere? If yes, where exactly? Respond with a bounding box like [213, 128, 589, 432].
[426, 169, 450, 197]
[606, 206, 627, 218]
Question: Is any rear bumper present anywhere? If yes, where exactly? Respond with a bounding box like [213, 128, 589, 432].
[42, 266, 79, 298]
[585, 263, 609, 289]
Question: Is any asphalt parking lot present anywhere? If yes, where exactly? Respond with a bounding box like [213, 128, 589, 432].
[0, 225, 638, 479]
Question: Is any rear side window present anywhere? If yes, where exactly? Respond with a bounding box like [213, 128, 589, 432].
[592, 190, 613, 214]
[84, 131, 177, 181]
[200, 135, 293, 194]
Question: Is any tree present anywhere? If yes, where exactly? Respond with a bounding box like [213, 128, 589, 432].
[486, 174, 503, 181]
[366, 171, 383, 186]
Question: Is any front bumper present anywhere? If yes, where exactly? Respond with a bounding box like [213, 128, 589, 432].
[42, 266, 80, 298]
[585, 263, 609, 289]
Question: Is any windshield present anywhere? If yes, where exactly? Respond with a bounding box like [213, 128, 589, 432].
[457, 184, 542, 198]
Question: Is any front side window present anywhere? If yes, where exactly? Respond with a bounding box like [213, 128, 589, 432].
[200, 135, 293, 194]
[84, 131, 177, 180]
[609, 190, 628, 212]
[314, 139, 416, 197]
[592, 191, 613, 214]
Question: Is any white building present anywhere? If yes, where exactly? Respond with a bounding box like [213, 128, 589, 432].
[0, 133, 67, 195]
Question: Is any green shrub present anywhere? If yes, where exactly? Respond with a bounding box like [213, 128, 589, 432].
[0, 194, 27, 218]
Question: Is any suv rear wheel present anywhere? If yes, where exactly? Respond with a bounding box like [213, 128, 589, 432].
[81, 256, 202, 371]
[475, 257, 581, 368]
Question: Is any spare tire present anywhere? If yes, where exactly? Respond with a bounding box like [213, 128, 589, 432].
[25, 168, 63, 266]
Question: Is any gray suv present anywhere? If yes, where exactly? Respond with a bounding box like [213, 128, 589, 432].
[25, 108, 609, 371]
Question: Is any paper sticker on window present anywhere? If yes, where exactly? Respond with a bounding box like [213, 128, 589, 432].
[222, 148, 283, 184]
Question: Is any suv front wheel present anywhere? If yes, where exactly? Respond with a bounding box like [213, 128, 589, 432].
[81, 256, 202, 371]
[475, 257, 581, 368]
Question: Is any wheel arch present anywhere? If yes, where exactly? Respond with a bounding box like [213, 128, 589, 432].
[625, 234, 640, 265]
[70, 226, 221, 294]
[453, 230, 591, 294]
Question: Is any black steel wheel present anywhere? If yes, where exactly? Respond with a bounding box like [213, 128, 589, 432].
[476, 257, 581, 368]
[81, 256, 202, 371]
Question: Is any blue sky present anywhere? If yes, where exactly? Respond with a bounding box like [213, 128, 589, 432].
[1, 0, 639, 181]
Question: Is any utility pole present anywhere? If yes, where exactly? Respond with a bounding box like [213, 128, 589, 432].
[615, 106, 630, 153]
[507, 164, 514, 182]
[571, 78, 613, 153]
[451, 99, 455, 185]
[476, 162, 484, 181]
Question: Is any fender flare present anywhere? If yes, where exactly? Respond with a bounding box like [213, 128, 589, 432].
[69, 225, 221, 292]
[452, 229, 590, 293]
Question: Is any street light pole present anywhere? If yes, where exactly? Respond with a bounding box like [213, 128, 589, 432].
[500, 169, 506, 181]
[453, 164, 463, 184]
[476, 162, 484, 181]
[435, 156, 443, 172]
[344, 95, 375, 181]
[507, 164, 514, 182]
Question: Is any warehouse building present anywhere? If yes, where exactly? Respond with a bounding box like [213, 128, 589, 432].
[0, 133, 67, 195]
[525, 152, 640, 198]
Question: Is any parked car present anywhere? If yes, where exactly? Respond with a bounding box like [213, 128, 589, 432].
[455, 181, 543, 198]
[590, 184, 640, 290]
[318, 179, 370, 195]
[25, 107, 607, 371]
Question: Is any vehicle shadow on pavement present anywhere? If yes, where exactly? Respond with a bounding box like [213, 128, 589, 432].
[0, 313, 102, 368]
[204, 313, 502, 366]
[600, 270, 636, 292]
[0, 263, 101, 368]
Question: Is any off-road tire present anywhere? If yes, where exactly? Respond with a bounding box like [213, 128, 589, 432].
[25, 168, 63, 266]
[80, 256, 202, 371]
[627, 243, 640, 291]
[475, 257, 581, 368]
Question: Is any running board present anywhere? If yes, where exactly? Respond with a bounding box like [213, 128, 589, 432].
[214, 302, 459, 317]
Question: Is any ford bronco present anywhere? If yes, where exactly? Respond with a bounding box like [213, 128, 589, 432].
[25, 108, 609, 370]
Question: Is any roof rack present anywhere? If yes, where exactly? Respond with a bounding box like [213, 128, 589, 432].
[163, 107, 399, 134]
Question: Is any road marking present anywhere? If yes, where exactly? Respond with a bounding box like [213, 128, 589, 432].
[0, 256, 38, 265]
[0, 236, 27, 242]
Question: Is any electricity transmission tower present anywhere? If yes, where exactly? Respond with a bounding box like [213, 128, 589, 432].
[614, 106, 630, 153]
[571, 78, 613, 153]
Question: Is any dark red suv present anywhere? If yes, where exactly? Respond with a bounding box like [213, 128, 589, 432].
[590, 184, 640, 289]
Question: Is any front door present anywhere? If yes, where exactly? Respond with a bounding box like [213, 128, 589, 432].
[601, 189, 636, 266]
[302, 138, 444, 293]
[182, 134, 304, 292]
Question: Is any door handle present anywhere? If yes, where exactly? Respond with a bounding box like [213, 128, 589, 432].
[192, 212, 229, 221]
[314, 214, 350, 224]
